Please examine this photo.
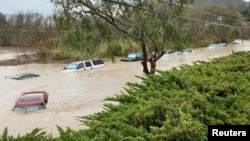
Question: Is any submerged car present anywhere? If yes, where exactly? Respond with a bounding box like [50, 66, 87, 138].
[120, 52, 143, 62]
[13, 91, 49, 113]
[218, 43, 227, 48]
[11, 73, 40, 80]
[232, 39, 241, 44]
[164, 49, 177, 56]
[207, 44, 220, 49]
[178, 48, 194, 55]
[61, 59, 105, 72]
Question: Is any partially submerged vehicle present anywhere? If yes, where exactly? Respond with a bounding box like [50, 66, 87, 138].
[120, 52, 143, 62]
[232, 39, 241, 44]
[61, 59, 105, 72]
[164, 49, 177, 56]
[13, 91, 49, 113]
[217, 43, 227, 48]
[207, 44, 221, 49]
[178, 48, 194, 55]
[11, 73, 40, 80]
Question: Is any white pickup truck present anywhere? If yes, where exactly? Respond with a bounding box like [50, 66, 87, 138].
[61, 59, 105, 72]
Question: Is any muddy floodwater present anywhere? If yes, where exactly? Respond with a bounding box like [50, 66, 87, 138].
[1, 41, 250, 137]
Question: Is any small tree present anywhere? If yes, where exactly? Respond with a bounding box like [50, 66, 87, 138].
[52, 0, 194, 74]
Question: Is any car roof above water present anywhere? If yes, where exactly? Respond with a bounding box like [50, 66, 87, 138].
[13, 73, 38, 76]
[70, 59, 104, 64]
[22, 91, 47, 95]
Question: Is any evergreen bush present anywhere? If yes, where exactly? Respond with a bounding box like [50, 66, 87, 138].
[1, 51, 250, 141]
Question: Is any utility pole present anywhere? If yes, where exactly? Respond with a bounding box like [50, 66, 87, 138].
[244, 0, 250, 18]
[217, 11, 223, 43]
[248, 1, 250, 16]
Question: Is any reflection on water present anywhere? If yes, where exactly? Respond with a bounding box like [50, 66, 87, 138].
[0, 53, 18, 60]
[0, 42, 250, 137]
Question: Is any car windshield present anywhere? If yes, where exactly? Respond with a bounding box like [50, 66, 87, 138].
[127, 54, 136, 58]
[183, 48, 193, 52]
[14, 105, 43, 113]
[166, 50, 175, 54]
[21, 96, 41, 101]
[13, 74, 27, 78]
[66, 63, 77, 69]
[209, 44, 217, 47]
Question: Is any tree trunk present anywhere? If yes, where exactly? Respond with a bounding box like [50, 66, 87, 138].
[140, 33, 158, 75]
[140, 36, 150, 75]
[139, 27, 157, 75]
[149, 59, 156, 74]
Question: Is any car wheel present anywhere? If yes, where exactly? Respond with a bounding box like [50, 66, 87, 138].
[45, 98, 48, 103]
[41, 103, 46, 109]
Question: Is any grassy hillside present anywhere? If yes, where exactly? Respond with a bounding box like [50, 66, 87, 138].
[1, 51, 250, 140]
[194, 0, 245, 6]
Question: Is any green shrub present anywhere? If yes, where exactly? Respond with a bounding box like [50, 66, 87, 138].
[2, 51, 250, 141]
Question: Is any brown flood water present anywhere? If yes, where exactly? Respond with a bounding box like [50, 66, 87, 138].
[0, 41, 250, 137]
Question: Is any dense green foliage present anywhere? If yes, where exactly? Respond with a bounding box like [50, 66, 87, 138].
[77, 51, 250, 140]
[52, 0, 196, 74]
[1, 51, 250, 140]
[50, 1, 250, 74]
[1, 3, 249, 64]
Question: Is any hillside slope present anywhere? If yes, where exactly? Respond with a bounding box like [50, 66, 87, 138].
[194, 0, 245, 7]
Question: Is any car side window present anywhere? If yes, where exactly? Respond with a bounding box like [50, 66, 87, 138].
[20, 76, 25, 79]
[92, 60, 104, 65]
[85, 61, 92, 67]
[23, 75, 30, 79]
[136, 53, 142, 58]
[77, 63, 84, 69]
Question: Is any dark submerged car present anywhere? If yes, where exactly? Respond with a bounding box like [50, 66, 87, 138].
[120, 52, 143, 62]
[178, 48, 194, 54]
[11, 73, 40, 80]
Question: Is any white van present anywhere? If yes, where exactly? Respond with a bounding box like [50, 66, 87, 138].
[233, 39, 241, 44]
[61, 59, 104, 72]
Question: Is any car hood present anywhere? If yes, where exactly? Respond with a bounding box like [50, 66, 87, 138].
[60, 69, 78, 72]
[120, 58, 134, 61]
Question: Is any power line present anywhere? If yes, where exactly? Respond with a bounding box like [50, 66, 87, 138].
[2, 0, 249, 31]
[0, 28, 66, 33]
[104, 0, 250, 29]
[160, 0, 250, 25]
[190, 1, 250, 20]
[188, 6, 249, 24]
